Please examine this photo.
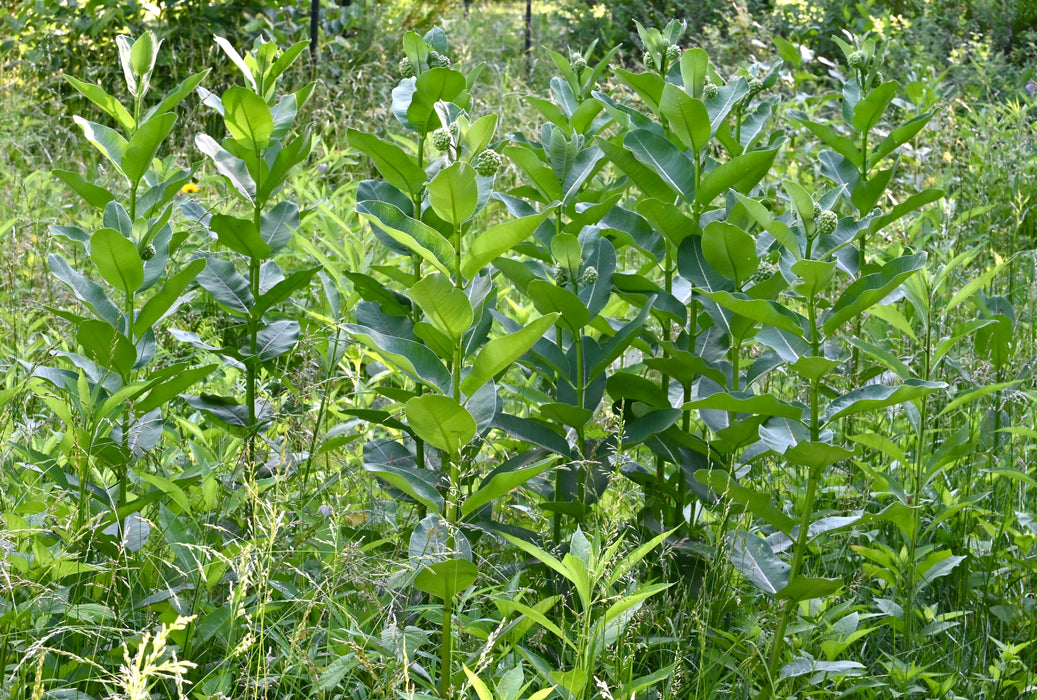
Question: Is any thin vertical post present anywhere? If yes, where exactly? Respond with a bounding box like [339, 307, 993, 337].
[524, 0, 532, 57]
[309, 0, 320, 67]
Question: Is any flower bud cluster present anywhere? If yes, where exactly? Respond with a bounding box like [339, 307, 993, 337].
[703, 83, 718, 99]
[473, 149, 503, 177]
[815, 209, 838, 237]
[428, 51, 452, 69]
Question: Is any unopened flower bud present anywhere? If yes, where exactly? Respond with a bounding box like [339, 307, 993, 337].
[398, 57, 416, 78]
[665, 44, 681, 63]
[428, 51, 452, 68]
[571, 53, 587, 71]
[815, 209, 838, 236]
[703, 83, 718, 99]
[140, 243, 156, 261]
[580, 266, 598, 285]
[473, 149, 503, 177]
[554, 265, 569, 286]
[643, 51, 655, 70]
[432, 128, 452, 152]
[748, 77, 763, 97]
[812, 201, 822, 219]
[848, 50, 866, 70]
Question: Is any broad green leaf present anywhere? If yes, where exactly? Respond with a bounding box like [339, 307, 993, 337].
[462, 211, 550, 279]
[123, 113, 176, 185]
[679, 48, 710, 97]
[195, 254, 253, 315]
[696, 290, 806, 335]
[253, 267, 319, 317]
[91, 227, 143, 294]
[134, 257, 206, 335]
[414, 558, 478, 600]
[852, 81, 898, 134]
[823, 379, 946, 423]
[624, 128, 696, 202]
[697, 145, 780, 204]
[427, 161, 478, 226]
[779, 575, 842, 602]
[49, 254, 120, 326]
[195, 133, 256, 201]
[788, 110, 862, 168]
[135, 364, 217, 414]
[660, 83, 710, 153]
[409, 273, 473, 342]
[260, 201, 300, 254]
[407, 68, 468, 134]
[702, 221, 758, 285]
[792, 259, 838, 297]
[223, 86, 273, 152]
[356, 200, 453, 276]
[684, 391, 802, 419]
[364, 463, 443, 514]
[347, 128, 426, 197]
[598, 136, 677, 200]
[345, 324, 451, 393]
[461, 457, 555, 519]
[142, 70, 209, 123]
[728, 531, 789, 595]
[461, 313, 559, 396]
[732, 191, 801, 256]
[74, 117, 127, 175]
[209, 214, 270, 258]
[505, 145, 563, 201]
[785, 441, 854, 471]
[697, 470, 796, 535]
[251, 320, 299, 361]
[53, 170, 115, 211]
[613, 67, 665, 113]
[77, 320, 136, 376]
[405, 394, 477, 455]
[822, 252, 927, 334]
[213, 36, 257, 90]
[527, 280, 590, 332]
[128, 32, 159, 77]
[872, 111, 935, 162]
[65, 76, 134, 131]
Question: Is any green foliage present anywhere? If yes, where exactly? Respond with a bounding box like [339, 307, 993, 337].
[3, 5, 1037, 700]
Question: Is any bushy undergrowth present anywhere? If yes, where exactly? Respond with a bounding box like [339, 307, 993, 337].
[2, 2, 1037, 700]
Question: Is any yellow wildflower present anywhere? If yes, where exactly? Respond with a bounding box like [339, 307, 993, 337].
[179, 182, 200, 194]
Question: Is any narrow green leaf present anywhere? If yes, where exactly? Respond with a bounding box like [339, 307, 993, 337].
[195, 133, 256, 201]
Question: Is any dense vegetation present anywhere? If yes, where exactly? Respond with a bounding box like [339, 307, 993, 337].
[2, 1, 1037, 698]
